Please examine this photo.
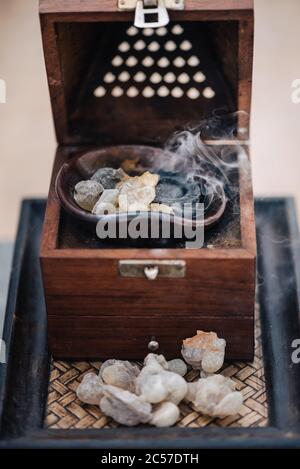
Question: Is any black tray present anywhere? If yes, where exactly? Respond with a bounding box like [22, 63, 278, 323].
[0, 198, 300, 449]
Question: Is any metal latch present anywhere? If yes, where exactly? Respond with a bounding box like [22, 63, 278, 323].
[135, 0, 169, 28]
[118, 0, 184, 28]
[119, 260, 186, 279]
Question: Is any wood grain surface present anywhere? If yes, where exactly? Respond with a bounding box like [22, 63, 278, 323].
[39, 1, 255, 360]
[40, 1, 254, 14]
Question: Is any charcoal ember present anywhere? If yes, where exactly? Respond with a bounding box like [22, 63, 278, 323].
[100, 385, 152, 426]
[155, 174, 200, 206]
[190, 374, 243, 417]
[91, 167, 127, 189]
[101, 361, 140, 392]
[181, 330, 226, 373]
[76, 373, 104, 405]
[74, 180, 104, 211]
[155, 179, 184, 203]
[92, 189, 119, 215]
[150, 402, 180, 427]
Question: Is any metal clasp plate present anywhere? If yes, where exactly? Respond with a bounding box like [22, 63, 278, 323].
[134, 0, 169, 28]
[118, 0, 184, 10]
[118, 1, 184, 28]
[119, 260, 186, 279]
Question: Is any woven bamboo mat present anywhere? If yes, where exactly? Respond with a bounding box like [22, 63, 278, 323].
[46, 307, 267, 429]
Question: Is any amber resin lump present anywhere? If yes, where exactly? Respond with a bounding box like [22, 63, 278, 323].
[72, 167, 176, 215]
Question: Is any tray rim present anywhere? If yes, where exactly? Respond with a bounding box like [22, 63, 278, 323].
[0, 197, 300, 449]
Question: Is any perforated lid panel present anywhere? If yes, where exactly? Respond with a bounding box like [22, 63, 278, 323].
[64, 21, 237, 145]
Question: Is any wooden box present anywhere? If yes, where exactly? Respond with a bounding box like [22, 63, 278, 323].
[39, 0, 256, 360]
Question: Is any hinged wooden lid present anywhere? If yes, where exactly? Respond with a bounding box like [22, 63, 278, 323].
[40, 0, 254, 145]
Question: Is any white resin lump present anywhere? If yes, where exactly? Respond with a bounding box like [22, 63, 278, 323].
[74, 180, 104, 211]
[117, 171, 158, 211]
[185, 374, 243, 418]
[181, 330, 226, 373]
[99, 360, 140, 393]
[150, 402, 180, 427]
[167, 358, 188, 376]
[92, 189, 119, 215]
[118, 185, 156, 212]
[100, 385, 152, 426]
[136, 355, 188, 405]
[76, 373, 104, 405]
[150, 203, 174, 214]
[73, 165, 175, 215]
[76, 331, 243, 427]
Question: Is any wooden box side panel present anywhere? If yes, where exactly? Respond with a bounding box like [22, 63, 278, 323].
[40, 147, 69, 253]
[41, 256, 255, 317]
[47, 314, 254, 360]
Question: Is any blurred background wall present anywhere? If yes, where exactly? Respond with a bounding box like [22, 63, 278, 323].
[0, 0, 300, 241]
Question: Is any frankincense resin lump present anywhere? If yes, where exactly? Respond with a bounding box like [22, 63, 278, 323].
[185, 374, 243, 418]
[100, 385, 152, 426]
[73, 164, 174, 215]
[181, 330, 226, 373]
[76, 373, 104, 405]
[76, 331, 243, 427]
[150, 402, 180, 427]
[74, 180, 103, 211]
[92, 189, 119, 215]
[136, 354, 187, 405]
[100, 360, 140, 393]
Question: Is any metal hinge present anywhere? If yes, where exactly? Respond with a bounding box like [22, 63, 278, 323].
[118, 0, 184, 28]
